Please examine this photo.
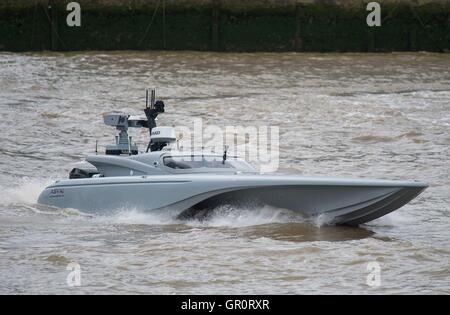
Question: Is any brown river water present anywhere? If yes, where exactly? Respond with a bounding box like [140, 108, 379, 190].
[0, 51, 449, 294]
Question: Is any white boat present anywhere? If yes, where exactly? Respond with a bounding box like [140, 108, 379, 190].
[38, 91, 427, 225]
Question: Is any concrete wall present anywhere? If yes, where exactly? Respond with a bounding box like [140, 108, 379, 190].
[0, 0, 449, 52]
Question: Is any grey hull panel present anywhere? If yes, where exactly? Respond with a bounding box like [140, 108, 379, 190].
[335, 186, 425, 225]
[37, 175, 427, 225]
[174, 185, 426, 225]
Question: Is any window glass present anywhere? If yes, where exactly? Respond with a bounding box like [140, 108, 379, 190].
[163, 155, 254, 171]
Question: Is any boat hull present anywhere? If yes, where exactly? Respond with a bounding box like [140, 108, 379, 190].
[37, 174, 427, 225]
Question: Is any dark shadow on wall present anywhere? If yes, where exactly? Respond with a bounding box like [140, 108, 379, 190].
[0, 0, 448, 52]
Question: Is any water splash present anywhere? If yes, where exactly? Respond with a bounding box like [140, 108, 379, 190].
[0, 177, 53, 206]
[311, 213, 336, 227]
[103, 208, 180, 226]
[0, 177, 86, 217]
[185, 205, 306, 228]
[101, 204, 308, 228]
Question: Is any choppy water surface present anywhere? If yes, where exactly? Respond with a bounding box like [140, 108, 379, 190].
[0, 52, 449, 294]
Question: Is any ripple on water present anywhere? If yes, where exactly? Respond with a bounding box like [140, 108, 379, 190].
[0, 52, 449, 294]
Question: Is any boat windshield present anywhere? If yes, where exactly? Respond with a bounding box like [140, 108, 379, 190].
[163, 155, 254, 171]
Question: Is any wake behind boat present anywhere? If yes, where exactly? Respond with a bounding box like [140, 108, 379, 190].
[38, 91, 427, 226]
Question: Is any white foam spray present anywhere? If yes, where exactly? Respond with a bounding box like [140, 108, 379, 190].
[0, 177, 54, 206]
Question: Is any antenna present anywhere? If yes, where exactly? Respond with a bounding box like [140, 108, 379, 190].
[146, 90, 149, 108]
[95, 140, 98, 155]
[222, 145, 229, 164]
[143, 89, 165, 152]
[151, 89, 155, 109]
